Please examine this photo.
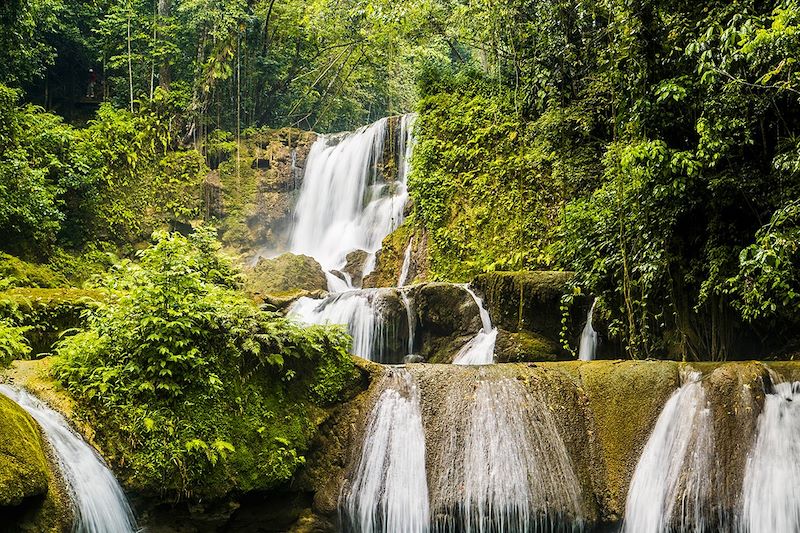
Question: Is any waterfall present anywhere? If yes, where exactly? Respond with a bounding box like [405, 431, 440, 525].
[398, 239, 413, 287]
[0, 385, 137, 533]
[740, 381, 800, 533]
[290, 114, 415, 289]
[578, 300, 598, 361]
[340, 369, 430, 533]
[400, 290, 416, 356]
[430, 377, 584, 532]
[453, 286, 497, 365]
[290, 289, 411, 363]
[622, 371, 717, 533]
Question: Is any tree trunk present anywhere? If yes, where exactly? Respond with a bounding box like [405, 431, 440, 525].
[158, 0, 171, 90]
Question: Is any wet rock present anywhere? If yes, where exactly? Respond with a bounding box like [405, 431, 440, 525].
[494, 329, 561, 362]
[246, 253, 328, 301]
[341, 249, 370, 288]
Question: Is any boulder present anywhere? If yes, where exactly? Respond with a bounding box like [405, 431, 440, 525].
[494, 329, 561, 362]
[341, 250, 370, 288]
[0, 392, 71, 530]
[246, 253, 328, 302]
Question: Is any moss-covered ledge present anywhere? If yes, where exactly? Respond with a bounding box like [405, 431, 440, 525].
[0, 390, 71, 531]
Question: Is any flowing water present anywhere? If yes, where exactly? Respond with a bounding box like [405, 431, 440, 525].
[340, 369, 430, 533]
[290, 115, 415, 289]
[578, 301, 597, 361]
[398, 239, 413, 287]
[0, 385, 137, 533]
[740, 380, 800, 533]
[452, 286, 497, 366]
[430, 377, 584, 533]
[622, 371, 717, 533]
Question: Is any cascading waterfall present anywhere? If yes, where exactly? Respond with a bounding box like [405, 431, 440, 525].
[0, 385, 137, 533]
[740, 380, 800, 533]
[290, 114, 415, 289]
[400, 290, 416, 356]
[578, 300, 598, 361]
[622, 371, 718, 533]
[340, 369, 430, 533]
[430, 378, 584, 532]
[290, 289, 410, 363]
[453, 286, 497, 366]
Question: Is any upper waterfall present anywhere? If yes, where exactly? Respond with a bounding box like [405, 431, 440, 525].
[0, 385, 137, 533]
[289, 115, 416, 289]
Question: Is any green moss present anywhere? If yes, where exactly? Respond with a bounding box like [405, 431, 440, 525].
[364, 220, 428, 288]
[0, 393, 70, 531]
[578, 360, 679, 519]
[0, 254, 67, 291]
[0, 288, 107, 356]
[245, 253, 328, 299]
[494, 330, 561, 362]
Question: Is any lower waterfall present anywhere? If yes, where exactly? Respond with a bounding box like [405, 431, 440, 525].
[578, 301, 597, 361]
[429, 377, 584, 533]
[340, 369, 430, 533]
[622, 371, 717, 533]
[0, 385, 137, 533]
[452, 286, 497, 366]
[740, 380, 800, 533]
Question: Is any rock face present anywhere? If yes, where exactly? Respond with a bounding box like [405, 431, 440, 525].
[472, 271, 597, 360]
[245, 253, 328, 303]
[406, 283, 482, 363]
[363, 224, 429, 288]
[0, 392, 71, 531]
[341, 250, 370, 288]
[215, 129, 317, 257]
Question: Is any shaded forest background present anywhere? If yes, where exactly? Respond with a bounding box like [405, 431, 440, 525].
[3, 0, 800, 360]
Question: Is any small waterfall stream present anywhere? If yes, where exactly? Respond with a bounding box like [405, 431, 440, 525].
[398, 239, 413, 287]
[740, 380, 800, 533]
[340, 369, 430, 533]
[0, 385, 137, 533]
[622, 371, 717, 533]
[578, 301, 597, 361]
[452, 286, 497, 366]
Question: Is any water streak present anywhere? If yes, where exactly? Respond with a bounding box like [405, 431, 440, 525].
[0, 385, 137, 533]
[578, 300, 598, 361]
[453, 286, 497, 365]
[740, 380, 800, 533]
[341, 369, 430, 533]
[622, 371, 717, 533]
[398, 239, 414, 287]
[290, 289, 410, 363]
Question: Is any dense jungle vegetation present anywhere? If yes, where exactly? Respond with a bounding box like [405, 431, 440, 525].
[3, 0, 800, 496]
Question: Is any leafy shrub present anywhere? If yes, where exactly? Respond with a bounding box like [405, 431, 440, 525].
[0, 319, 31, 366]
[53, 227, 357, 497]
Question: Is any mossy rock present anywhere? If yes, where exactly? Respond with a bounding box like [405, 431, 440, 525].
[246, 253, 328, 301]
[472, 271, 590, 346]
[0, 393, 71, 531]
[363, 222, 429, 288]
[578, 360, 680, 520]
[0, 288, 107, 357]
[494, 329, 561, 362]
[0, 254, 67, 291]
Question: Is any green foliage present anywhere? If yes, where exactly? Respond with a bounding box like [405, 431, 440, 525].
[0, 253, 67, 290]
[0, 319, 32, 367]
[53, 228, 357, 497]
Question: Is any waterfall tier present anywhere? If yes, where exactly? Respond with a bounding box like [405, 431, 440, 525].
[0, 385, 137, 533]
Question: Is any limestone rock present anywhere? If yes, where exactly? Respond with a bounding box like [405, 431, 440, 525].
[246, 253, 328, 301]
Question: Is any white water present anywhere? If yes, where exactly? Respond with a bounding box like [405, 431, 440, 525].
[290, 114, 415, 289]
[622, 371, 716, 533]
[578, 300, 598, 361]
[432, 378, 584, 532]
[398, 239, 414, 287]
[740, 381, 800, 533]
[290, 289, 411, 363]
[0, 385, 137, 533]
[453, 286, 497, 365]
[400, 290, 416, 355]
[341, 369, 430, 533]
